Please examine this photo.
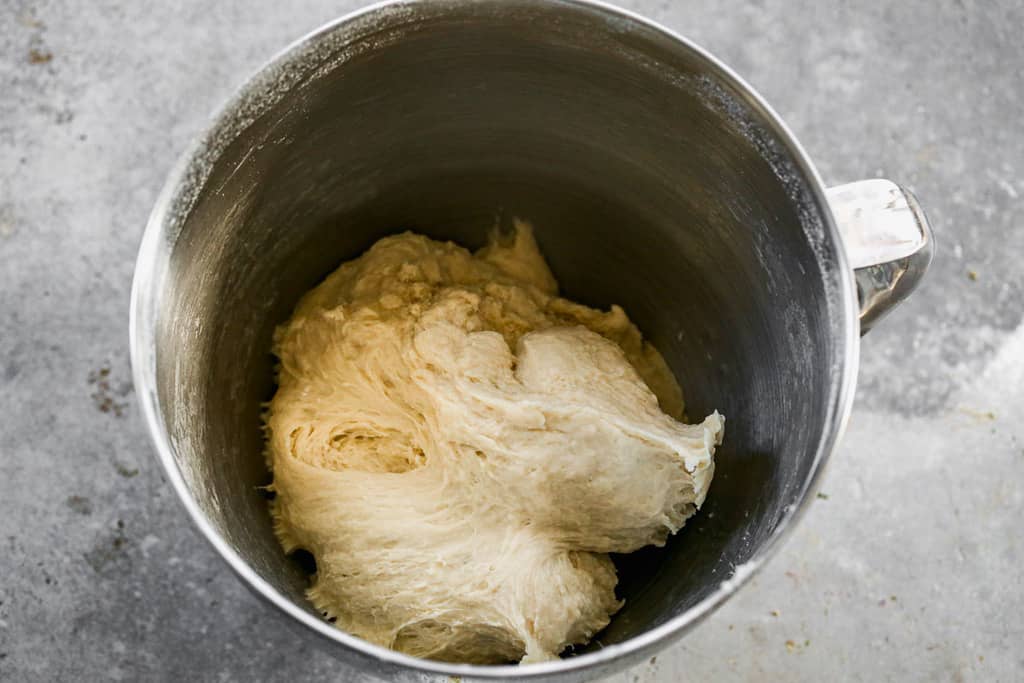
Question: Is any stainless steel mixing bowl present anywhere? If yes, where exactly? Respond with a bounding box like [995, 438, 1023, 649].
[130, 1, 932, 680]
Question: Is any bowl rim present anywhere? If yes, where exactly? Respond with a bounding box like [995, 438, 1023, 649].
[129, 0, 860, 678]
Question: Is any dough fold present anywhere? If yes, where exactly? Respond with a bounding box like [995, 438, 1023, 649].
[265, 223, 724, 664]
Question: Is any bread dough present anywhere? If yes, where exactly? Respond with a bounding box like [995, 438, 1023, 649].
[265, 223, 724, 664]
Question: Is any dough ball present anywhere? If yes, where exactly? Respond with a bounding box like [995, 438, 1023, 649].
[265, 223, 723, 664]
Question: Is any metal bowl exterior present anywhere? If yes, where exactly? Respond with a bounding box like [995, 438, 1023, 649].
[130, 1, 859, 680]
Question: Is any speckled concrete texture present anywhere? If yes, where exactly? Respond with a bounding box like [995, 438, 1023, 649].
[1, 1, 1021, 681]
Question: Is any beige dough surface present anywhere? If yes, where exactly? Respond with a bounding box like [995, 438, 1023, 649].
[265, 223, 724, 664]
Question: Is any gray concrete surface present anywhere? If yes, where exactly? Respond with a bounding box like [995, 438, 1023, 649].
[1, 0, 1021, 680]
